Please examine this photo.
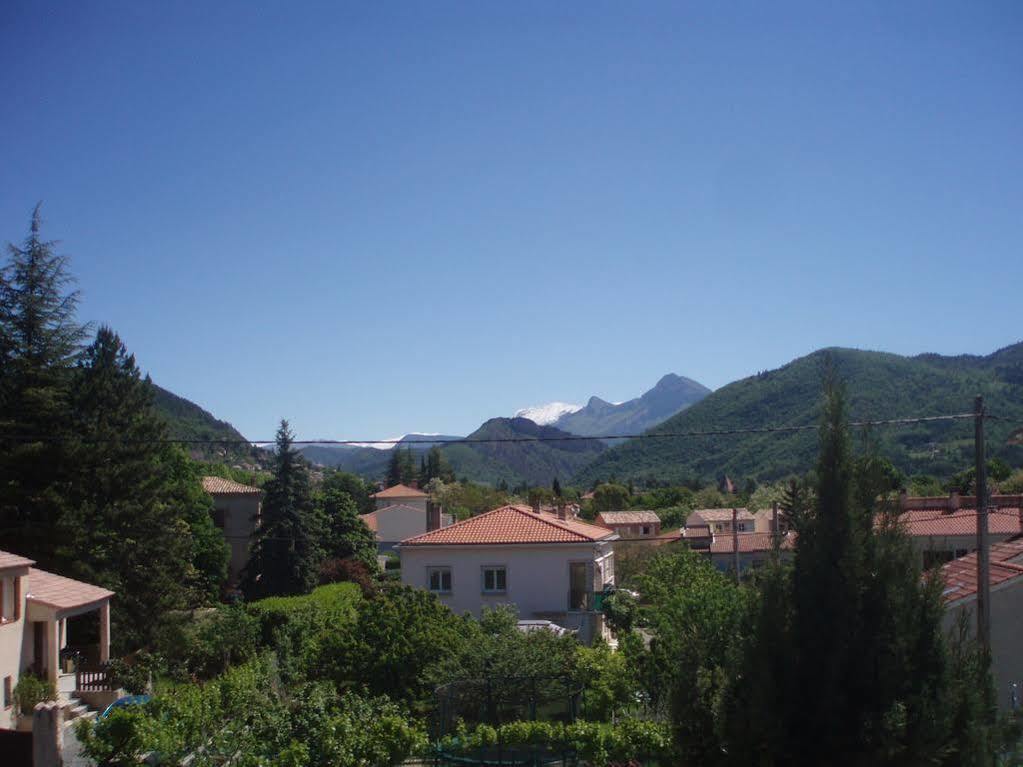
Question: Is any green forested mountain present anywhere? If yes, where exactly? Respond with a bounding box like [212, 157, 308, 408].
[444, 417, 605, 487]
[299, 419, 605, 488]
[574, 343, 1023, 487]
[151, 385, 257, 463]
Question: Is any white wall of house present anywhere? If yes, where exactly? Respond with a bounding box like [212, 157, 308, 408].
[944, 577, 1023, 711]
[398, 542, 615, 619]
[0, 566, 29, 730]
[375, 505, 435, 545]
[913, 533, 1015, 569]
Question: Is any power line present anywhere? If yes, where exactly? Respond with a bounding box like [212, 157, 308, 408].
[0, 412, 982, 446]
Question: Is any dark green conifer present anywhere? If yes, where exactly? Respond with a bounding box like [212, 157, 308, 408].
[242, 420, 322, 599]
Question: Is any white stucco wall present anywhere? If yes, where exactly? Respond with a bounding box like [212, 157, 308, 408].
[375, 506, 432, 544]
[944, 578, 1023, 711]
[0, 567, 30, 730]
[398, 542, 614, 618]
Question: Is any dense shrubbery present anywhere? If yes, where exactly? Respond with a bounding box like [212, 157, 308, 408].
[13, 674, 55, 717]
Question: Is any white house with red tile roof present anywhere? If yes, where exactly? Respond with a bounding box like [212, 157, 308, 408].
[686, 508, 755, 534]
[0, 551, 114, 729]
[371, 483, 428, 512]
[941, 537, 1023, 710]
[595, 511, 661, 539]
[895, 495, 1023, 569]
[202, 476, 263, 587]
[397, 505, 618, 642]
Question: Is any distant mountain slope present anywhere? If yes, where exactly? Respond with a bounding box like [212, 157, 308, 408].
[297, 435, 463, 476]
[450, 418, 605, 487]
[574, 344, 1023, 486]
[553, 374, 711, 437]
[152, 385, 246, 444]
[297, 421, 601, 487]
[151, 385, 257, 462]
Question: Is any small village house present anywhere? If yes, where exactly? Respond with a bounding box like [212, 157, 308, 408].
[397, 505, 617, 642]
[686, 508, 754, 534]
[203, 476, 263, 587]
[709, 532, 796, 573]
[941, 537, 1023, 711]
[1, 551, 114, 730]
[371, 483, 429, 512]
[595, 511, 661, 539]
[898, 491, 1023, 569]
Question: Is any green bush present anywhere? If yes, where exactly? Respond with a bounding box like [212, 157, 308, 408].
[439, 719, 673, 766]
[13, 674, 56, 717]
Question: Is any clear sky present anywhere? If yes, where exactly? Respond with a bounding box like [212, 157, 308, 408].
[2, 2, 1021, 441]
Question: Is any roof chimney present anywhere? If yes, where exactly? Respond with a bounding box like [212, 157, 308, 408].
[557, 502, 568, 521]
[531, 500, 541, 515]
[898, 488, 908, 511]
[426, 501, 441, 532]
[948, 489, 960, 513]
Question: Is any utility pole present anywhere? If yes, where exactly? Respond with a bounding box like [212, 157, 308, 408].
[732, 507, 740, 580]
[975, 395, 991, 656]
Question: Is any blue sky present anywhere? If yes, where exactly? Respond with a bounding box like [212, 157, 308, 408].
[2, 2, 1021, 441]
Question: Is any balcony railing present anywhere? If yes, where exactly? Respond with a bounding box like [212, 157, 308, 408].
[76, 664, 113, 692]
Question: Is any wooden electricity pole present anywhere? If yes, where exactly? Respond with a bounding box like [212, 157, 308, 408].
[975, 395, 991, 656]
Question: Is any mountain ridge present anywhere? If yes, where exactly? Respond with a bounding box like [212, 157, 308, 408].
[573, 343, 1023, 486]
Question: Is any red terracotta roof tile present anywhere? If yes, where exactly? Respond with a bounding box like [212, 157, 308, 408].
[940, 537, 1023, 605]
[0, 550, 35, 571]
[687, 508, 755, 524]
[371, 484, 428, 499]
[597, 511, 660, 525]
[26, 568, 114, 611]
[710, 532, 796, 554]
[897, 508, 1022, 538]
[400, 505, 615, 546]
[359, 512, 378, 533]
[202, 476, 263, 495]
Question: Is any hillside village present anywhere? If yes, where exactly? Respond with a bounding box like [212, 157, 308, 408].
[3, 5, 1022, 765]
[1, 214, 1022, 764]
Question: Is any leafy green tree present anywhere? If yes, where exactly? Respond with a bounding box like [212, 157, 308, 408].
[242, 420, 323, 599]
[592, 483, 631, 513]
[316, 584, 477, 708]
[321, 469, 374, 513]
[0, 206, 88, 566]
[636, 548, 747, 764]
[317, 487, 377, 570]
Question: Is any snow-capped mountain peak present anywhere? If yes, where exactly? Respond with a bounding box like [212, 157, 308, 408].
[513, 402, 583, 426]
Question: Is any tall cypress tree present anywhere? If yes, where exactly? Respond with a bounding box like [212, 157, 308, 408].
[0, 206, 88, 566]
[242, 420, 322, 599]
[723, 370, 996, 765]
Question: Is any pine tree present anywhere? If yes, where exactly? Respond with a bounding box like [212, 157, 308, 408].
[386, 448, 403, 487]
[65, 327, 229, 649]
[0, 206, 89, 566]
[242, 420, 322, 599]
[552, 477, 562, 498]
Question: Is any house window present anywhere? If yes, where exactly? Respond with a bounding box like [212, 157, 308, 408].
[212, 508, 226, 529]
[482, 567, 507, 594]
[0, 577, 17, 623]
[3, 676, 11, 708]
[427, 567, 451, 593]
[641, 525, 650, 536]
[714, 523, 723, 532]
